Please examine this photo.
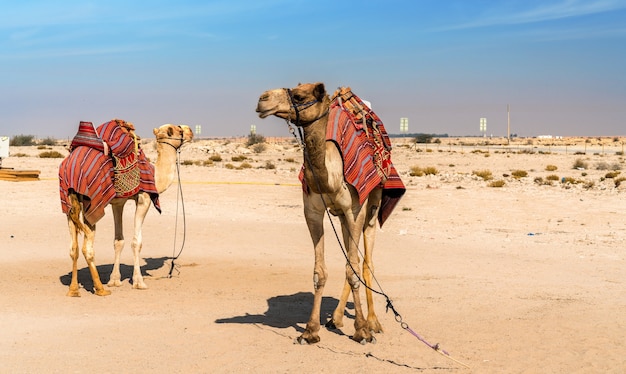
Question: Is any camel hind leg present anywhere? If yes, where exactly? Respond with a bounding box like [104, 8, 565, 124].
[67, 213, 81, 297]
[66, 193, 110, 296]
[362, 188, 383, 334]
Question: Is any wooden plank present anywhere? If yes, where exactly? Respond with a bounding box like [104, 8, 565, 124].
[0, 168, 41, 181]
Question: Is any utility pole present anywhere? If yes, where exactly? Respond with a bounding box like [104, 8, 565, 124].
[507, 104, 510, 145]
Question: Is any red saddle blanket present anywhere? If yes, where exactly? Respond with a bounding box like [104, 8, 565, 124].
[59, 119, 161, 225]
[300, 88, 405, 227]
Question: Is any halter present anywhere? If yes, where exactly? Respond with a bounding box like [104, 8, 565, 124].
[285, 88, 329, 127]
[156, 126, 188, 152]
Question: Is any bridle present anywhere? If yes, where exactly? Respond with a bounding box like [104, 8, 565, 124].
[156, 125, 189, 152]
[285, 88, 329, 127]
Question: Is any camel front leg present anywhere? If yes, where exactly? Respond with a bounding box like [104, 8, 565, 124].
[298, 196, 327, 344]
[81, 222, 111, 296]
[131, 193, 151, 289]
[67, 217, 81, 297]
[108, 201, 125, 287]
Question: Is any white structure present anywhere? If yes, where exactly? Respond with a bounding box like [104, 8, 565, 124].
[0, 136, 9, 168]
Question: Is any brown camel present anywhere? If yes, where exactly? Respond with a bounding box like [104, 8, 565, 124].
[256, 83, 389, 344]
[62, 124, 193, 296]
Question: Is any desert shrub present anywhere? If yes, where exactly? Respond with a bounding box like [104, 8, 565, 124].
[546, 174, 560, 181]
[224, 163, 235, 169]
[545, 164, 558, 171]
[511, 170, 528, 179]
[181, 160, 194, 165]
[209, 153, 222, 162]
[472, 169, 493, 181]
[596, 162, 610, 170]
[610, 163, 622, 171]
[264, 160, 276, 169]
[561, 176, 583, 184]
[252, 143, 267, 153]
[413, 134, 433, 144]
[202, 159, 213, 166]
[534, 177, 553, 186]
[425, 148, 433, 153]
[38, 150, 64, 158]
[240, 162, 253, 169]
[284, 157, 296, 163]
[572, 158, 588, 170]
[246, 132, 265, 146]
[12, 152, 28, 157]
[605, 171, 621, 179]
[231, 155, 247, 162]
[582, 181, 595, 189]
[10, 134, 35, 146]
[37, 145, 50, 150]
[614, 177, 626, 187]
[39, 137, 57, 146]
[423, 166, 438, 175]
[488, 180, 505, 187]
[409, 166, 424, 177]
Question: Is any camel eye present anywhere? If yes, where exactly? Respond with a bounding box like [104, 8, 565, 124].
[293, 94, 305, 102]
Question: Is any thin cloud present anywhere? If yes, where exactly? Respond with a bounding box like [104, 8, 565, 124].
[433, 0, 626, 31]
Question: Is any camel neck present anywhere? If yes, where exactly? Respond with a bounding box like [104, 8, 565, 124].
[154, 144, 178, 194]
[302, 112, 332, 193]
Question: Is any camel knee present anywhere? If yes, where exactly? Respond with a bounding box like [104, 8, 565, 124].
[313, 271, 327, 290]
[81, 246, 95, 262]
[348, 273, 360, 290]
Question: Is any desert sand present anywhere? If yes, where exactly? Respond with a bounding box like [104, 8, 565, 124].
[1, 136, 624, 373]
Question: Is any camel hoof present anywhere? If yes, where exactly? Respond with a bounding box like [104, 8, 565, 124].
[66, 290, 81, 297]
[132, 282, 148, 290]
[325, 320, 337, 329]
[295, 337, 309, 345]
[295, 333, 319, 345]
[95, 289, 111, 296]
[107, 279, 122, 287]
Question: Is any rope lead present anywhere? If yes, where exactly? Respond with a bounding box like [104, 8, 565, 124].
[289, 116, 470, 369]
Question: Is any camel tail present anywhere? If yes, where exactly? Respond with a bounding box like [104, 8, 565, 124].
[68, 192, 87, 233]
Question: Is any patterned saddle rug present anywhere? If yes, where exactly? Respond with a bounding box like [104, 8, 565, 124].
[300, 87, 406, 227]
[59, 119, 160, 225]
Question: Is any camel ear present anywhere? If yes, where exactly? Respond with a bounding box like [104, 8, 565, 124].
[153, 128, 158, 136]
[167, 126, 175, 137]
[313, 83, 326, 101]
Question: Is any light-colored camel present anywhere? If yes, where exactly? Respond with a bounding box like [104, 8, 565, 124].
[256, 82, 384, 344]
[65, 124, 193, 297]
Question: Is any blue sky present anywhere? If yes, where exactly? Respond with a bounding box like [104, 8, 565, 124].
[1, 0, 625, 139]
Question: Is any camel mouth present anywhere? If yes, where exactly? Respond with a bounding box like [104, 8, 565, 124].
[255, 105, 278, 119]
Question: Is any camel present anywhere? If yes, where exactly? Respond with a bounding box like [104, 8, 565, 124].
[256, 83, 391, 344]
[61, 124, 193, 297]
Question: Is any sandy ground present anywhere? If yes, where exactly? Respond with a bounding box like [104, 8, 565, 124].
[1, 137, 625, 373]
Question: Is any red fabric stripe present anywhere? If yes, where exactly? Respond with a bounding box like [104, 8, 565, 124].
[299, 89, 405, 226]
[59, 120, 160, 225]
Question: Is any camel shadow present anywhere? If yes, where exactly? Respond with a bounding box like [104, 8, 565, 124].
[215, 291, 355, 336]
[58, 256, 169, 293]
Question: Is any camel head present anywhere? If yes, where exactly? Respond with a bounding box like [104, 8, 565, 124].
[256, 82, 330, 126]
[153, 124, 194, 149]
